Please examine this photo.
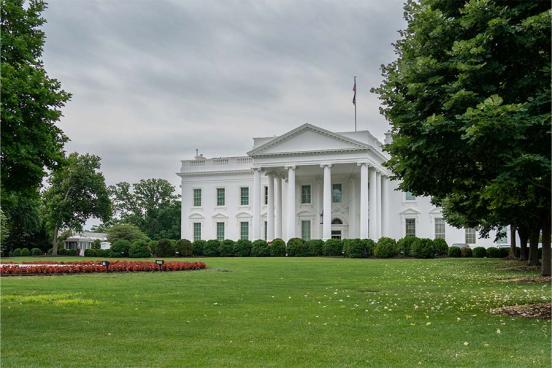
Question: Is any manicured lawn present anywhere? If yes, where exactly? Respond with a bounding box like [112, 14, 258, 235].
[1, 257, 550, 367]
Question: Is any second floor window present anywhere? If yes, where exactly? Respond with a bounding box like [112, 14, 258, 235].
[216, 188, 225, 206]
[240, 187, 249, 205]
[193, 188, 201, 207]
[301, 185, 311, 204]
[332, 184, 342, 203]
[434, 218, 445, 239]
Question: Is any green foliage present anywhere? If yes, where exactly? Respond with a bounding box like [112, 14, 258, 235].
[106, 223, 148, 244]
[461, 247, 473, 258]
[192, 240, 206, 256]
[204, 240, 220, 257]
[306, 239, 324, 256]
[374, 238, 399, 258]
[448, 247, 462, 258]
[410, 238, 435, 258]
[233, 239, 252, 257]
[397, 236, 417, 256]
[30, 247, 42, 256]
[129, 239, 151, 258]
[175, 239, 193, 257]
[219, 239, 235, 257]
[155, 239, 175, 257]
[270, 239, 286, 257]
[287, 238, 308, 256]
[323, 239, 343, 256]
[110, 239, 131, 257]
[473, 247, 487, 258]
[343, 239, 373, 258]
[251, 240, 270, 257]
[432, 238, 448, 256]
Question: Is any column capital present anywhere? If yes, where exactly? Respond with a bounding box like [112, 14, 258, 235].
[320, 163, 332, 168]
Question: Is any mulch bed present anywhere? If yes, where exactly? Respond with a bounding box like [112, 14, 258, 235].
[490, 303, 551, 320]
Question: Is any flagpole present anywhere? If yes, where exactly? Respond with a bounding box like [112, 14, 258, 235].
[354, 76, 357, 132]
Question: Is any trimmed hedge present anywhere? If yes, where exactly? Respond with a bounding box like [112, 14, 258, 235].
[192, 240, 206, 256]
[31, 248, 42, 256]
[175, 239, 193, 257]
[287, 238, 308, 256]
[473, 247, 487, 258]
[251, 240, 270, 256]
[204, 240, 220, 257]
[397, 236, 417, 256]
[433, 238, 448, 256]
[448, 246, 461, 257]
[270, 239, 286, 256]
[219, 239, 235, 257]
[461, 247, 473, 257]
[323, 239, 343, 256]
[374, 238, 399, 258]
[410, 238, 435, 258]
[343, 239, 373, 258]
[307, 240, 324, 256]
[234, 239, 252, 257]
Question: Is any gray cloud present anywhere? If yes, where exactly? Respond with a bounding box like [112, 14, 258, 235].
[43, 0, 406, 188]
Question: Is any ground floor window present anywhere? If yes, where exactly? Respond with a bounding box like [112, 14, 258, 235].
[240, 221, 249, 240]
[301, 220, 311, 241]
[193, 223, 201, 241]
[405, 218, 416, 237]
[465, 227, 476, 244]
[216, 222, 225, 241]
[434, 218, 445, 239]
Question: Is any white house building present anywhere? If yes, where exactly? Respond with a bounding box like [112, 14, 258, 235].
[178, 123, 510, 247]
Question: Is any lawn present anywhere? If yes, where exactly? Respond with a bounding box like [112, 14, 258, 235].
[1, 257, 550, 367]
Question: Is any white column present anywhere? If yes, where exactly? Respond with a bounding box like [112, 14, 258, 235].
[322, 164, 332, 240]
[359, 163, 369, 239]
[381, 175, 388, 237]
[252, 168, 262, 240]
[287, 166, 296, 240]
[267, 173, 275, 241]
[376, 171, 382, 239]
[275, 176, 282, 239]
[368, 167, 377, 239]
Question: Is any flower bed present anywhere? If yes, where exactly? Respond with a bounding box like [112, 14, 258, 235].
[0, 261, 206, 276]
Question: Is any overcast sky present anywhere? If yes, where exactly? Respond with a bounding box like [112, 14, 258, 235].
[43, 0, 406, 189]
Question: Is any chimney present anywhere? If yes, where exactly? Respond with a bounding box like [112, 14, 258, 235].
[384, 131, 393, 145]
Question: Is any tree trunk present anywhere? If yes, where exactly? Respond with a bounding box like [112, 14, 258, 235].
[52, 225, 59, 256]
[519, 227, 529, 261]
[542, 214, 551, 277]
[528, 227, 541, 266]
[509, 225, 517, 259]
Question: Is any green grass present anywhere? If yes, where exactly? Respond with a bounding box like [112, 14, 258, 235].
[1, 257, 550, 367]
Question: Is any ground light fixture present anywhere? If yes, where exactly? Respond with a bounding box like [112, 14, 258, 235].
[155, 259, 164, 271]
[101, 260, 110, 272]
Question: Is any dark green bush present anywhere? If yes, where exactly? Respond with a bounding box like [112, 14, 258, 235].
[473, 247, 487, 258]
[461, 247, 472, 257]
[129, 239, 151, 258]
[287, 238, 308, 256]
[486, 247, 501, 258]
[307, 239, 324, 256]
[448, 246, 462, 257]
[270, 239, 286, 256]
[410, 238, 435, 258]
[433, 238, 448, 256]
[192, 240, 206, 256]
[204, 240, 220, 256]
[175, 239, 193, 257]
[65, 249, 78, 256]
[374, 238, 399, 258]
[110, 239, 131, 257]
[12, 248, 21, 256]
[343, 239, 373, 258]
[84, 249, 97, 257]
[31, 247, 42, 256]
[20, 247, 30, 256]
[219, 239, 235, 256]
[251, 239, 270, 256]
[323, 239, 343, 256]
[233, 239, 252, 256]
[155, 239, 175, 257]
[397, 236, 417, 256]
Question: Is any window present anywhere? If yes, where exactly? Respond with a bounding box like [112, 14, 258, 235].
[405, 218, 416, 237]
[434, 218, 445, 239]
[301, 185, 311, 204]
[240, 222, 249, 240]
[264, 186, 268, 205]
[301, 220, 311, 240]
[193, 189, 202, 207]
[216, 222, 225, 241]
[193, 222, 202, 241]
[332, 184, 342, 203]
[216, 188, 225, 206]
[240, 187, 249, 206]
[405, 192, 416, 201]
[264, 221, 267, 240]
[465, 228, 476, 244]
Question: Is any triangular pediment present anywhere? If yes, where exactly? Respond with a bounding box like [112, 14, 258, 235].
[248, 124, 370, 157]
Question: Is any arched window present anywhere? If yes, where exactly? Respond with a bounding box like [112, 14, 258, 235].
[331, 218, 343, 225]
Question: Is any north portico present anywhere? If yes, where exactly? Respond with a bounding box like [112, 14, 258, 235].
[178, 123, 510, 246]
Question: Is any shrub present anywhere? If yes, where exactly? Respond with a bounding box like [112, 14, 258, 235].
[156, 239, 176, 257]
[461, 247, 473, 257]
[234, 239, 252, 257]
[410, 238, 435, 258]
[374, 238, 399, 258]
[486, 247, 502, 258]
[287, 238, 308, 256]
[174, 239, 193, 257]
[110, 239, 131, 257]
[31, 247, 43, 256]
[192, 240, 206, 256]
[448, 246, 461, 257]
[473, 247, 487, 258]
[397, 236, 417, 256]
[12, 248, 21, 257]
[251, 240, 270, 257]
[65, 249, 78, 256]
[20, 247, 31, 256]
[129, 239, 151, 258]
[307, 239, 324, 256]
[323, 239, 343, 256]
[204, 240, 221, 257]
[270, 239, 286, 256]
[219, 239, 235, 257]
[433, 238, 448, 256]
[343, 239, 373, 258]
[84, 249, 97, 257]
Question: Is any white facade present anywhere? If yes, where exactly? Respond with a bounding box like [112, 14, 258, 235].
[178, 124, 510, 247]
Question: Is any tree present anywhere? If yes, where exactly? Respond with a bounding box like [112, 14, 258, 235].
[372, 0, 550, 275]
[1, 0, 71, 248]
[106, 223, 148, 244]
[43, 153, 111, 255]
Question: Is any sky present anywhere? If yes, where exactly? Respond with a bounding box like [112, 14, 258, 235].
[43, 0, 406, 189]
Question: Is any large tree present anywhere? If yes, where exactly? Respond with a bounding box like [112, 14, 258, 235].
[372, 1, 550, 274]
[43, 153, 111, 255]
[1, 0, 71, 248]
